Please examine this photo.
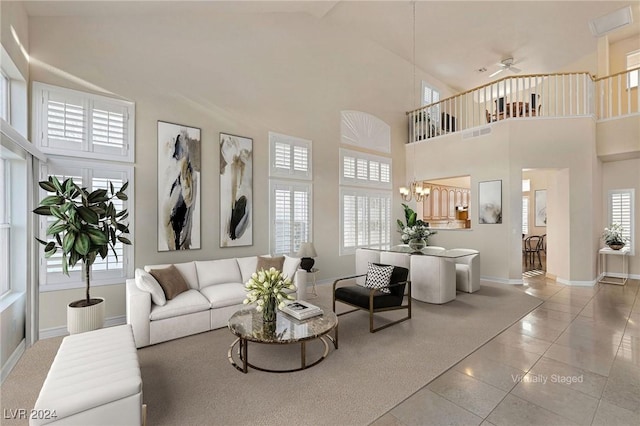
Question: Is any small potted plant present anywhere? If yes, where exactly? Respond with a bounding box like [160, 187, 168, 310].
[602, 223, 627, 250]
[34, 176, 131, 334]
[397, 203, 436, 251]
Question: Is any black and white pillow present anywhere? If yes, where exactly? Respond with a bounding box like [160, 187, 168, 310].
[364, 263, 394, 294]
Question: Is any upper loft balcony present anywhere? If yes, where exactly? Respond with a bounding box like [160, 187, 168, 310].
[407, 69, 640, 160]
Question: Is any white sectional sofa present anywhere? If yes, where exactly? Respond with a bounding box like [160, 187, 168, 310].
[126, 255, 303, 348]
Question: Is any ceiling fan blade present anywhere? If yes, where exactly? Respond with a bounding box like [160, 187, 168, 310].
[489, 68, 504, 78]
[510, 66, 522, 74]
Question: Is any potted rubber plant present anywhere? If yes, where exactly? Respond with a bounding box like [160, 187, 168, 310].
[34, 176, 131, 334]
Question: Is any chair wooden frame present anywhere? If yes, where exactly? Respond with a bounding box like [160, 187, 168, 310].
[332, 273, 411, 333]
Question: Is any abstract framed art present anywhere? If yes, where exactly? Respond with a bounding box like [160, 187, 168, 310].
[220, 132, 253, 247]
[535, 189, 547, 227]
[157, 121, 201, 251]
[478, 180, 502, 224]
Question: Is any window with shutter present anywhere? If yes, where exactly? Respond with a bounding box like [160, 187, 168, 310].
[269, 132, 311, 180]
[268, 132, 313, 256]
[522, 196, 529, 235]
[33, 82, 134, 162]
[270, 180, 312, 255]
[38, 158, 134, 291]
[340, 188, 391, 255]
[608, 189, 634, 253]
[339, 149, 392, 189]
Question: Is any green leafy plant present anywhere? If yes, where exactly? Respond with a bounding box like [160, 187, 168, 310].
[397, 203, 436, 243]
[34, 176, 131, 307]
[602, 223, 627, 246]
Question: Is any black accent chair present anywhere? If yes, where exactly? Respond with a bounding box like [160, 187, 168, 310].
[523, 235, 543, 268]
[332, 264, 411, 333]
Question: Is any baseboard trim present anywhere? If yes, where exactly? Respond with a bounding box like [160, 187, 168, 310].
[481, 276, 523, 285]
[39, 315, 126, 340]
[1, 339, 25, 385]
[556, 277, 597, 287]
[601, 272, 640, 280]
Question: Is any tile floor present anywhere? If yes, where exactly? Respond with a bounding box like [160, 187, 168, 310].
[372, 267, 640, 426]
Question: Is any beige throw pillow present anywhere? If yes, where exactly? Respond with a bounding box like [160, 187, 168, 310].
[149, 265, 189, 300]
[256, 256, 285, 273]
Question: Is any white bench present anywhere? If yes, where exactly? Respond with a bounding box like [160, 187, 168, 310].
[31, 325, 144, 426]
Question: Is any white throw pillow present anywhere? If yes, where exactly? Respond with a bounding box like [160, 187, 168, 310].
[135, 268, 167, 306]
[283, 255, 301, 283]
[364, 263, 393, 294]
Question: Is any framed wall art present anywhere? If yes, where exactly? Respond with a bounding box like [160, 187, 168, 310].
[157, 121, 201, 251]
[220, 132, 253, 247]
[478, 180, 502, 224]
[535, 189, 547, 227]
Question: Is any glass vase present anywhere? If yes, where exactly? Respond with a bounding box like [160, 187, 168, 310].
[408, 238, 427, 252]
[262, 295, 277, 323]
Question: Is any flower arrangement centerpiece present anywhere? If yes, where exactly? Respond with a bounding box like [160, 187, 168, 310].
[602, 223, 628, 250]
[397, 203, 436, 251]
[243, 267, 296, 323]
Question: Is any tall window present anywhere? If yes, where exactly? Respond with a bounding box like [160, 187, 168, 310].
[33, 83, 135, 290]
[0, 159, 9, 297]
[608, 189, 634, 253]
[268, 132, 312, 255]
[627, 49, 640, 89]
[38, 159, 133, 290]
[339, 149, 392, 255]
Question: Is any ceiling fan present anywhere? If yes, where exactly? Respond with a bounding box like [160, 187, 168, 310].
[489, 58, 522, 78]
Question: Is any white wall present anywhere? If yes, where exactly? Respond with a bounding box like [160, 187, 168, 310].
[410, 117, 599, 284]
[26, 8, 455, 330]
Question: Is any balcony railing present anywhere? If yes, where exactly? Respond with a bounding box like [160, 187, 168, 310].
[408, 69, 639, 143]
[595, 67, 640, 120]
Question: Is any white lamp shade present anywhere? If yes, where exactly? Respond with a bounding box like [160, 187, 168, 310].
[297, 242, 317, 258]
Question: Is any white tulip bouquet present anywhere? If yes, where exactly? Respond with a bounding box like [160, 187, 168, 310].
[243, 267, 296, 322]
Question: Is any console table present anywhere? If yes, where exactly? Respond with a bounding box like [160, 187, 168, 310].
[598, 246, 630, 285]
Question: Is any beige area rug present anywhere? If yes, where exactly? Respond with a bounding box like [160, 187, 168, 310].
[0, 281, 541, 426]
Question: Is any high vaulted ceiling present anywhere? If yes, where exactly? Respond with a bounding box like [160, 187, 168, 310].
[22, 1, 640, 92]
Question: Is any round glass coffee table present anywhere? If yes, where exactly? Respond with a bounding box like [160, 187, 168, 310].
[227, 308, 338, 373]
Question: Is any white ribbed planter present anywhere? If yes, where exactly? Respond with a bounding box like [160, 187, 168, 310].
[67, 298, 105, 334]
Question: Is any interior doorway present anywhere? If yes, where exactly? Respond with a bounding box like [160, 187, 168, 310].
[522, 169, 550, 278]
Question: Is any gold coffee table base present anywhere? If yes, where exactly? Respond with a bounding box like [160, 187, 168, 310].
[228, 335, 337, 373]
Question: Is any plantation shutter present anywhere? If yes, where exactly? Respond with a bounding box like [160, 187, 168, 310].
[44, 91, 86, 151]
[340, 189, 391, 254]
[271, 181, 311, 255]
[340, 149, 392, 189]
[34, 82, 134, 162]
[269, 132, 312, 180]
[522, 196, 529, 235]
[39, 160, 133, 290]
[610, 190, 633, 248]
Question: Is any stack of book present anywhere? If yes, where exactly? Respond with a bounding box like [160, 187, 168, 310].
[280, 300, 323, 320]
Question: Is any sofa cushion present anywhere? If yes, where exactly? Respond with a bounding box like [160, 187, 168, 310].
[200, 283, 247, 308]
[283, 255, 301, 283]
[149, 265, 189, 300]
[134, 268, 167, 306]
[256, 255, 285, 273]
[149, 289, 211, 321]
[237, 256, 258, 284]
[144, 261, 198, 290]
[195, 259, 242, 289]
